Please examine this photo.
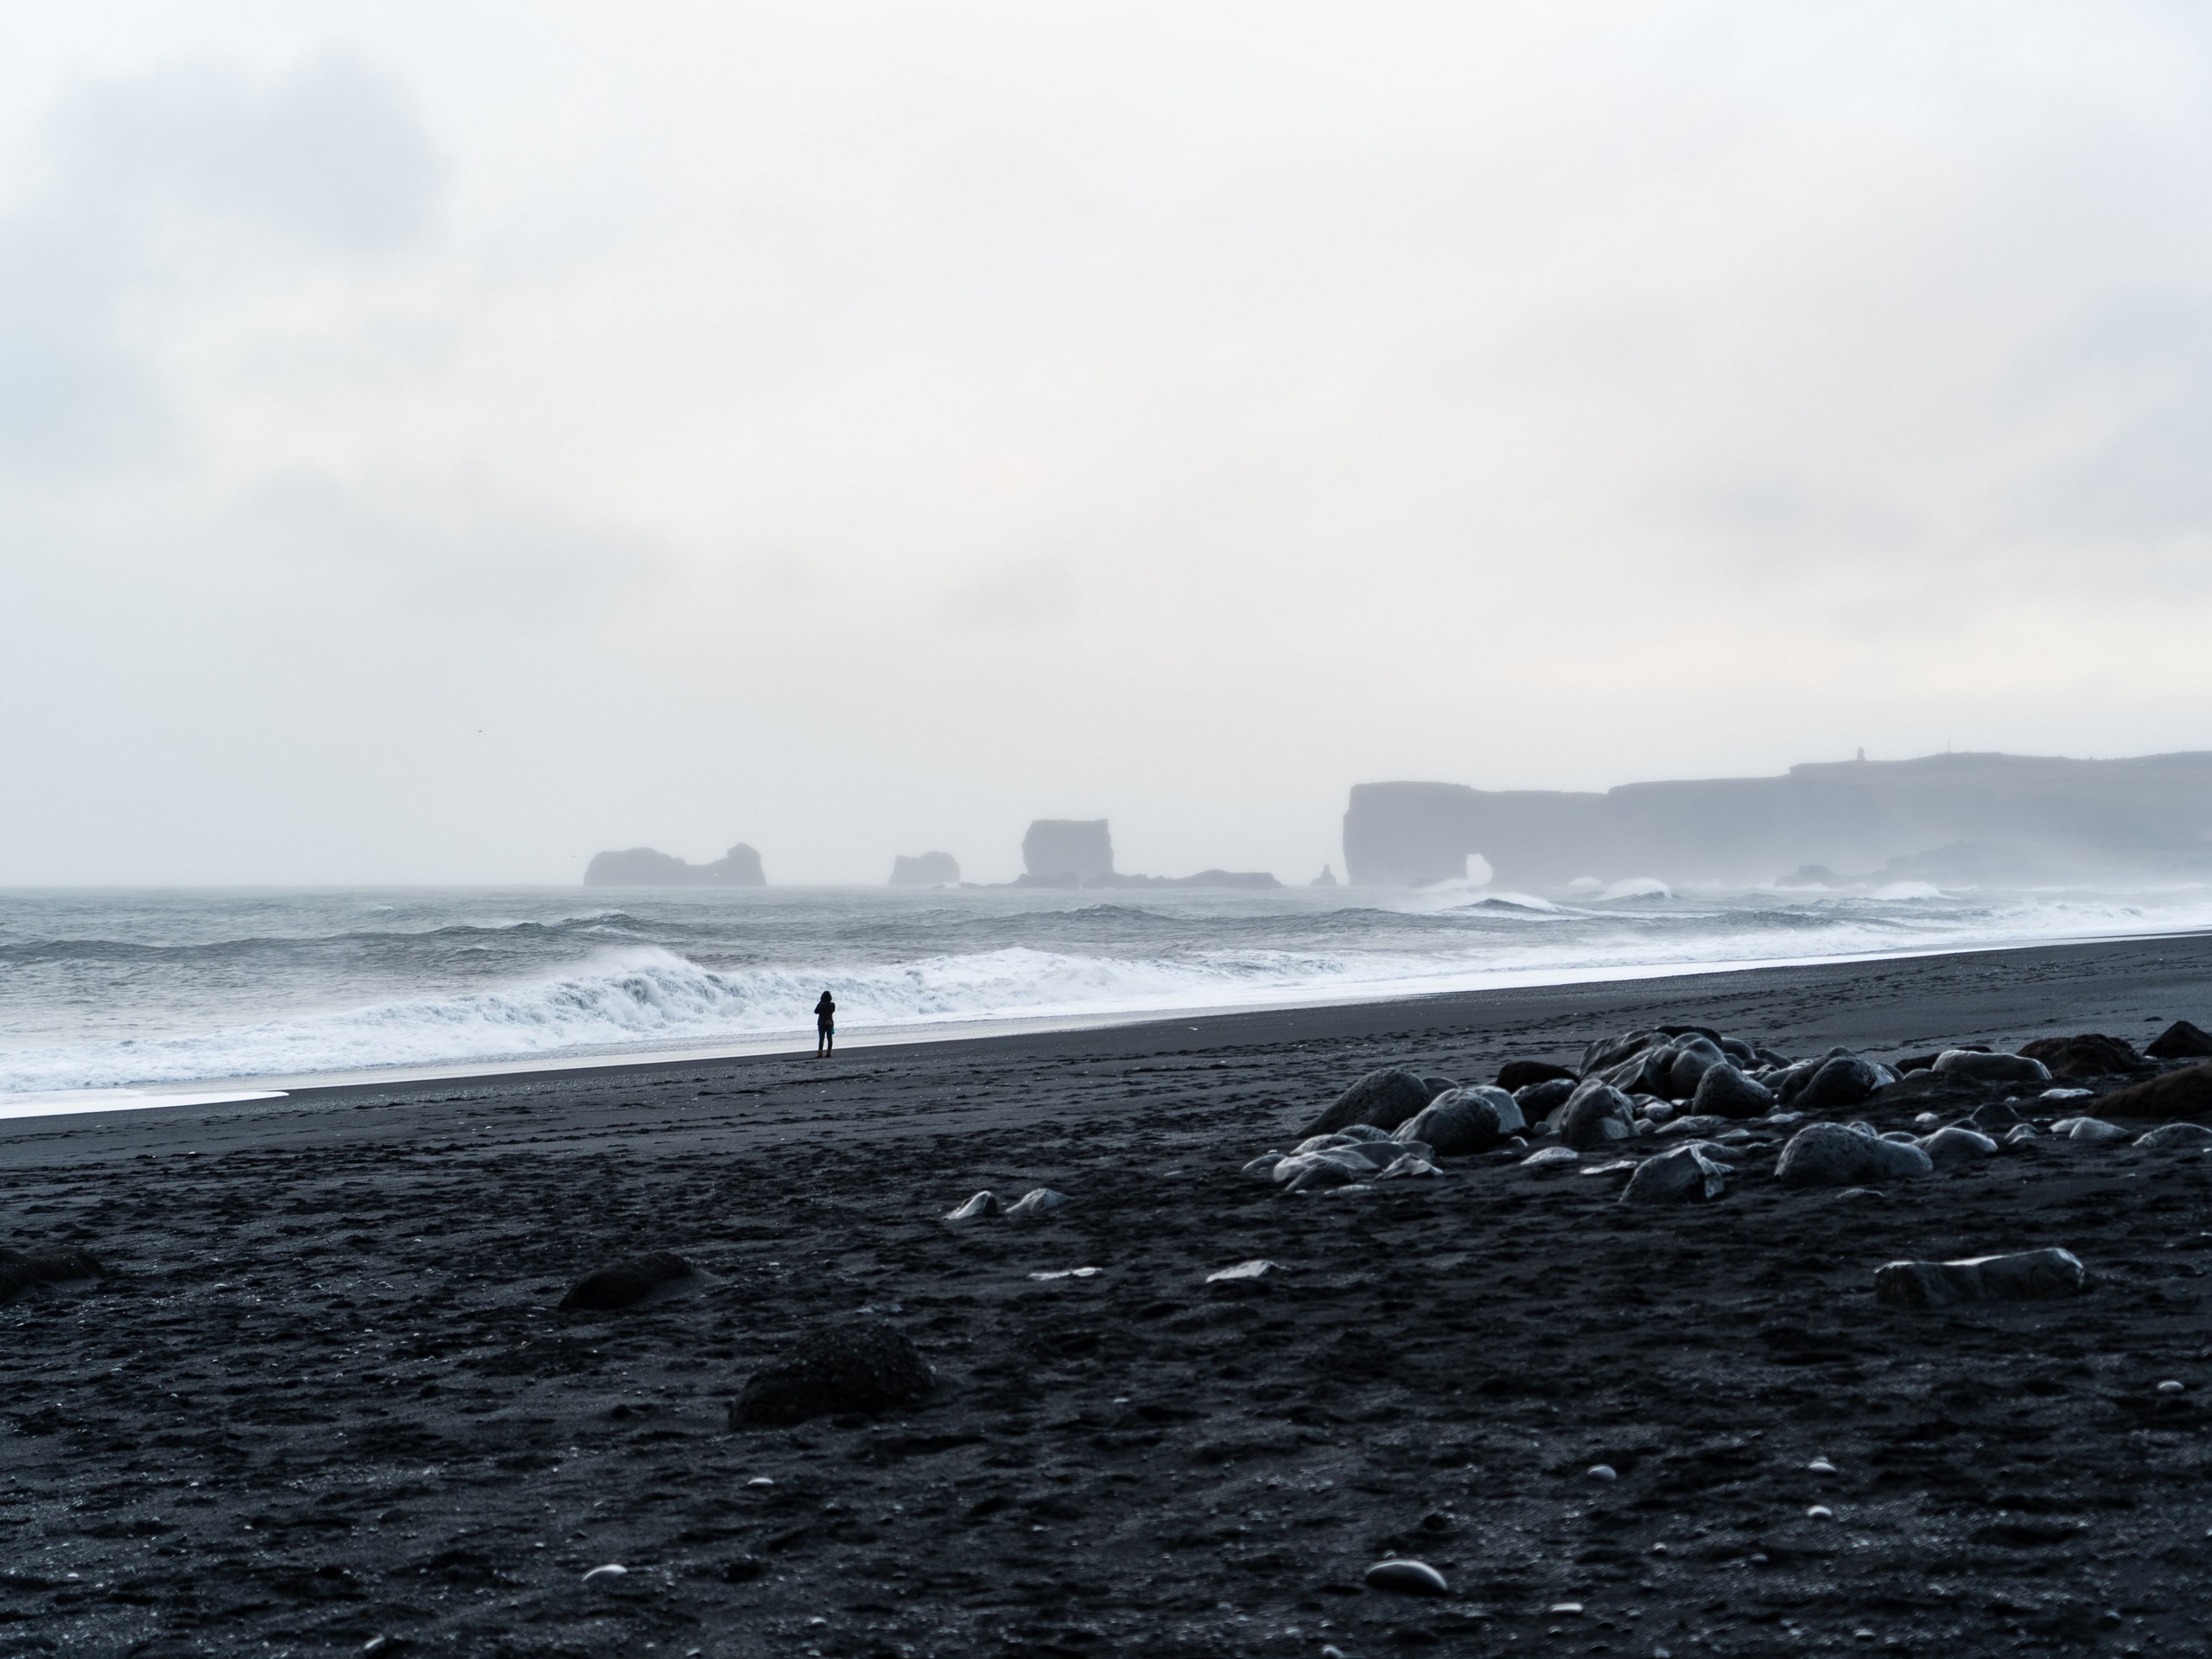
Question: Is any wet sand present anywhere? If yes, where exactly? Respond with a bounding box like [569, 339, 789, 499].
[8, 934, 2212, 1656]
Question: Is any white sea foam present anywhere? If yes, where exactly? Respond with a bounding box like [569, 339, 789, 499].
[6, 882, 2212, 1094]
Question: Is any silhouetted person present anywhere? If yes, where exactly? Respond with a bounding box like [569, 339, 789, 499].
[814, 991, 836, 1058]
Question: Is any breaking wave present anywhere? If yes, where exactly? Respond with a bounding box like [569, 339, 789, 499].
[6, 880, 2212, 1094]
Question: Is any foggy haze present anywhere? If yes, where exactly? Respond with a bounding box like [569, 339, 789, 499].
[8, 3, 2212, 886]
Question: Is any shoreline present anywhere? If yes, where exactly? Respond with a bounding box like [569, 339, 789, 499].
[8, 929, 2212, 1154]
[10, 923, 2212, 1122]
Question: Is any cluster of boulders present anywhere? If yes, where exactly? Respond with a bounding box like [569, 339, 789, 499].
[1243, 1018, 2212, 1208]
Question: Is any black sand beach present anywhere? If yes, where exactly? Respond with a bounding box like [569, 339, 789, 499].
[10, 935, 2212, 1656]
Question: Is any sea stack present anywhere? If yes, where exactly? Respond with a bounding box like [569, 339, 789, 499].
[1020, 820, 1115, 885]
[889, 851, 960, 887]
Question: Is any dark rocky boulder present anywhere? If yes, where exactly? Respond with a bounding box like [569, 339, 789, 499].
[1497, 1059, 1576, 1092]
[1690, 1064, 1774, 1120]
[558, 1251, 696, 1313]
[1666, 1039, 1726, 1100]
[2017, 1033, 2140, 1078]
[1873, 1248, 2086, 1308]
[1297, 1069, 1433, 1139]
[1776, 1122, 1933, 1186]
[1559, 1082, 1637, 1151]
[729, 1322, 935, 1427]
[1514, 1077, 1576, 1119]
[1932, 1050, 2051, 1086]
[2092, 1063, 2212, 1121]
[1618, 1142, 1729, 1205]
[2147, 1020, 2212, 1060]
[1792, 1054, 1880, 1114]
[1419, 1076, 1460, 1100]
[1398, 1090, 1514, 1155]
[1580, 1030, 1664, 1076]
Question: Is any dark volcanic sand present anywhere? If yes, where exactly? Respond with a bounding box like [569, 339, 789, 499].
[10, 937, 2212, 1657]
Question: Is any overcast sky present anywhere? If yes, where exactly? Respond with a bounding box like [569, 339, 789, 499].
[5, 2, 2212, 884]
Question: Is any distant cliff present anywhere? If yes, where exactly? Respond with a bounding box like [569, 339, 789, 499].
[584, 843, 766, 887]
[1344, 753, 2212, 887]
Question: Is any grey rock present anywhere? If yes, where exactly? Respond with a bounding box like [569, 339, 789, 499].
[1514, 1077, 1577, 1119]
[1691, 1064, 1774, 1121]
[1298, 1069, 1434, 1139]
[1003, 1187, 1070, 1219]
[1967, 1099, 2024, 1134]
[1932, 1049, 2052, 1086]
[1619, 1142, 1730, 1205]
[2058, 1117, 2129, 1147]
[1419, 1075, 1460, 1100]
[1657, 1114, 1734, 1138]
[1364, 1558, 1450, 1597]
[1374, 1153, 1444, 1180]
[1795, 1054, 1881, 1115]
[1873, 1247, 2088, 1309]
[945, 1191, 1003, 1219]
[2004, 1123, 2039, 1146]
[1580, 1029, 1665, 1076]
[1559, 1082, 1638, 1151]
[1668, 1039, 1727, 1100]
[1776, 1122, 1935, 1187]
[1398, 1090, 1510, 1155]
[1522, 1146, 1580, 1170]
[1918, 1126, 1999, 1165]
[558, 1251, 697, 1313]
[2138, 1122, 2212, 1148]
[1239, 1154, 1285, 1181]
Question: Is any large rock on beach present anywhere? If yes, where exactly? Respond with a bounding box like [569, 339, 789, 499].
[558, 1251, 697, 1313]
[1932, 1049, 2051, 1086]
[2147, 1020, 2212, 1060]
[1400, 1088, 1520, 1155]
[1497, 1059, 1576, 1092]
[2137, 1122, 2212, 1149]
[1791, 1054, 1881, 1114]
[2093, 1062, 2212, 1120]
[729, 1322, 936, 1427]
[1690, 1063, 1773, 1120]
[1580, 1030, 1664, 1076]
[1777, 1122, 1933, 1187]
[1667, 1039, 1727, 1100]
[1559, 1082, 1637, 1151]
[1298, 1069, 1433, 1139]
[2016, 1033, 2140, 1078]
[1873, 1248, 2087, 1309]
[1619, 1142, 1730, 1205]
[1919, 1125, 1999, 1166]
[1515, 1077, 1576, 1119]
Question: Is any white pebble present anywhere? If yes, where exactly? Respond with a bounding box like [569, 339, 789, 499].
[1549, 1600, 1585, 1615]
[747, 1477, 774, 1488]
[1807, 1504, 1834, 1520]
[1587, 1464, 1618, 1482]
[581, 1563, 626, 1586]
[1807, 1457, 1837, 1474]
[2158, 1379, 2185, 1394]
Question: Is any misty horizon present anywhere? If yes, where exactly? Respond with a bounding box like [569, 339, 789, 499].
[8, 7, 2212, 885]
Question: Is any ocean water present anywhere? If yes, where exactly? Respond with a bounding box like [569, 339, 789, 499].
[3, 880, 2209, 1098]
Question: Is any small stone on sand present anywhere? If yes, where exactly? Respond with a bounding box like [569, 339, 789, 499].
[1363, 1558, 1449, 1597]
[582, 1563, 626, 1586]
[1205, 1259, 1283, 1283]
